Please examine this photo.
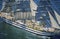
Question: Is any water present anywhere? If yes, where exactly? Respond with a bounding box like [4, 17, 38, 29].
[0, 22, 51, 39]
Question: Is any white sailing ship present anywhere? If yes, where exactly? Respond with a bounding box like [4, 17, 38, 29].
[0, 0, 60, 36]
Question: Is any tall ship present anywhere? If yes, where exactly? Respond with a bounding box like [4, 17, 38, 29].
[0, 0, 60, 36]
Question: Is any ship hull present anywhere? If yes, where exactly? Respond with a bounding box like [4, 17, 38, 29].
[2, 17, 55, 37]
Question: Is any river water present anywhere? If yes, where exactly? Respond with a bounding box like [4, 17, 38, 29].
[0, 22, 52, 39]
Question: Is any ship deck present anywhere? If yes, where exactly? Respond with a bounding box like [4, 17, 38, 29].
[0, 12, 60, 36]
[2, 17, 56, 36]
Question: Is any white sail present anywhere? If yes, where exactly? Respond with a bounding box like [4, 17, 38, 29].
[48, 11, 60, 29]
[30, 0, 37, 16]
[54, 10, 60, 25]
